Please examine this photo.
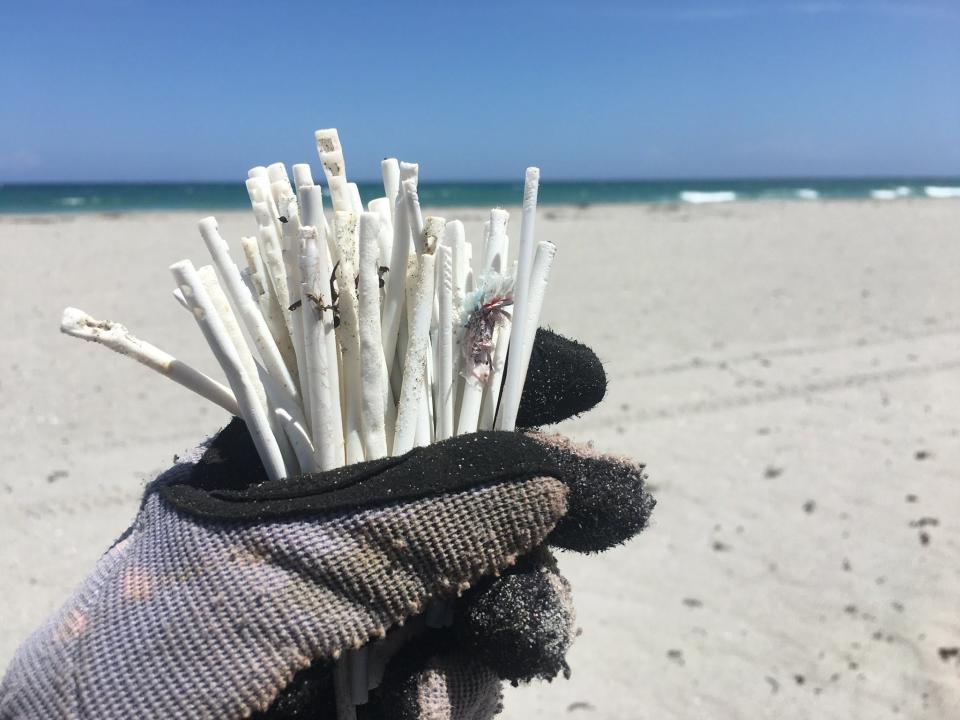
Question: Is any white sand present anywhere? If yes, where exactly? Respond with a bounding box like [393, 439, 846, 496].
[1, 200, 958, 718]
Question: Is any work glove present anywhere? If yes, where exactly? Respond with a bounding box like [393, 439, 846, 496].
[0, 330, 655, 720]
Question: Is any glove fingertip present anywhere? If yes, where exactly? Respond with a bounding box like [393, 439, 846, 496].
[517, 329, 607, 428]
[534, 434, 656, 553]
[456, 557, 574, 684]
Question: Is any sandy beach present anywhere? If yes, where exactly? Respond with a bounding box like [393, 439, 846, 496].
[1, 199, 958, 718]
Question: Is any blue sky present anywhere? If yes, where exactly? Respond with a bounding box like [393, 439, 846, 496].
[1, 1, 958, 182]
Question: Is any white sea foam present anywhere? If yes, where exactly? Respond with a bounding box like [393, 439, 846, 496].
[795, 188, 818, 200]
[59, 196, 86, 206]
[925, 186, 960, 199]
[679, 191, 736, 204]
[870, 187, 911, 200]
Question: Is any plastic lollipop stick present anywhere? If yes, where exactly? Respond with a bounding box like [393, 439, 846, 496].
[381, 158, 400, 225]
[333, 212, 365, 464]
[496, 167, 539, 431]
[60, 307, 239, 416]
[170, 260, 286, 481]
[357, 212, 390, 458]
[198, 218, 299, 402]
[393, 249, 437, 455]
[292, 163, 314, 190]
[435, 244, 455, 440]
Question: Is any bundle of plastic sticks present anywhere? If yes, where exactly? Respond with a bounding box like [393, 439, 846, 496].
[59, 128, 556, 716]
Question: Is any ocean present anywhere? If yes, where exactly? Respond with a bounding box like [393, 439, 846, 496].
[1, 178, 958, 214]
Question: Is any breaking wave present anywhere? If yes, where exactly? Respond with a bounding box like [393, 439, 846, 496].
[925, 186, 960, 199]
[870, 186, 911, 200]
[679, 191, 737, 204]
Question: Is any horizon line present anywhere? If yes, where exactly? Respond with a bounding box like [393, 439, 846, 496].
[3, 173, 960, 186]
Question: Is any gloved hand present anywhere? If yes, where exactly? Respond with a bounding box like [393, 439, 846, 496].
[0, 329, 655, 720]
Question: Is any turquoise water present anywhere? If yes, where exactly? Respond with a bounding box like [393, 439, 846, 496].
[1, 178, 958, 214]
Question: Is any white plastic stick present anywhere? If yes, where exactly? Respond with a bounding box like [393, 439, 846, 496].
[498, 240, 557, 429]
[320, 240, 345, 454]
[399, 177, 432, 446]
[456, 222, 504, 436]
[267, 161, 290, 186]
[314, 128, 343, 156]
[483, 208, 509, 273]
[299, 226, 344, 469]
[435, 244, 454, 440]
[518, 241, 557, 382]
[60, 307, 239, 416]
[172, 287, 189, 310]
[478, 218, 511, 430]
[198, 218, 299, 401]
[381, 158, 400, 224]
[480, 322, 510, 431]
[358, 212, 391, 458]
[196, 266, 265, 406]
[256, 354, 319, 472]
[274, 181, 301, 253]
[347, 183, 364, 215]
[315, 130, 350, 213]
[275, 192, 310, 410]
[456, 377, 484, 436]
[293, 163, 314, 190]
[299, 184, 331, 240]
[239, 269, 258, 304]
[299, 280, 340, 470]
[368, 197, 393, 269]
[173, 273, 293, 468]
[393, 235, 438, 455]
[415, 369, 432, 447]
[268, 164, 294, 220]
[326, 175, 352, 214]
[196, 269, 300, 475]
[413, 216, 444, 448]
[190, 270, 298, 476]
[170, 260, 286, 481]
[246, 176, 283, 241]
[479, 220, 491, 274]
[274, 408, 317, 473]
[402, 178, 425, 254]
[257, 222, 295, 343]
[299, 188, 343, 449]
[334, 212, 365, 464]
[496, 167, 539, 431]
[241, 235, 290, 358]
[447, 221, 468, 411]
[241, 236, 268, 294]
[380, 174, 412, 390]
